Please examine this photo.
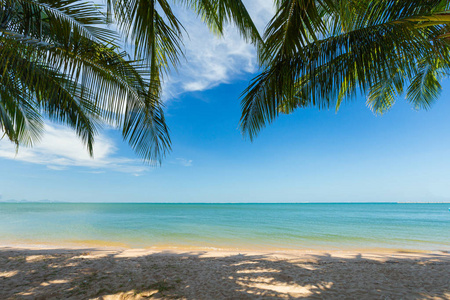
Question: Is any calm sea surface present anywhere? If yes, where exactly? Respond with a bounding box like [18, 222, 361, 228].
[0, 203, 449, 251]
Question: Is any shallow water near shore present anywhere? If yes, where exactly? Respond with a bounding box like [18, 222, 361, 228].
[0, 203, 449, 251]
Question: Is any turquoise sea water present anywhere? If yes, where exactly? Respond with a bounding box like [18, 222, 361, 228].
[0, 203, 449, 251]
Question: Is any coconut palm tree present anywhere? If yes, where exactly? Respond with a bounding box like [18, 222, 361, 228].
[240, 0, 450, 139]
[0, 0, 260, 163]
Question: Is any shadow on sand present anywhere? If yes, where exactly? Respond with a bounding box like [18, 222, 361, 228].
[0, 248, 449, 299]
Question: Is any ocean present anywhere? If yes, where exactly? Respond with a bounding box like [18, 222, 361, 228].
[0, 203, 449, 251]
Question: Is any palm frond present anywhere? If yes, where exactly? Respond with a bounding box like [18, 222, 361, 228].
[260, 0, 334, 63]
[1, 0, 172, 161]
[366, 71, 403, 114]
[242, 0, 450, 138]
[406, 61, 444, 110]
[176, 0, 262, 44]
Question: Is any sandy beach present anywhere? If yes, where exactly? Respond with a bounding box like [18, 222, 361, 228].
[0, 246, 449, 299]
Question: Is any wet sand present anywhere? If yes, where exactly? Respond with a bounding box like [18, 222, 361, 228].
[0, 246, 449, 299]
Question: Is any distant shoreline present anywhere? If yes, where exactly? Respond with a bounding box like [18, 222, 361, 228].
[1, 241, 448, 254]
[1, 201, 449, 204]
[1, 244, 448, 257]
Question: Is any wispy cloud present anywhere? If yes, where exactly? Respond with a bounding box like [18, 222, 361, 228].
[163, 0, 274, 100]
[0, 2, 273, 173]
[176, 158, 193, 167]
[0, 123, 149, 175]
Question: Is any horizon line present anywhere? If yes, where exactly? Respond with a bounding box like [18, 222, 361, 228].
[1, 201, 449, 204]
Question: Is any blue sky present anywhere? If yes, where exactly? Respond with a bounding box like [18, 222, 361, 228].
[1, 1, 450, 203]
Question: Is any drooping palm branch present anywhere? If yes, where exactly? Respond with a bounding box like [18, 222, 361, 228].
[241, 0, 450, 140]
[1, 0, 261, 163]
[1, 0, 173, 162]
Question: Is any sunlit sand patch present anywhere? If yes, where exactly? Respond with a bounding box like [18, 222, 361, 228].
[238, 278, 333, 297]
[295, 263, 318, 271]
[419, 292, 450, 300]
[61, 262, 79, 267]
[114, 249, 156, 258]
[0, 270, 18, 278]
[40, 279, 69, 287]
[94, 290, 159, 300]
[230, 261, 259, 266]
[26, 255, 47, 262]
[237, 268, 281, 274]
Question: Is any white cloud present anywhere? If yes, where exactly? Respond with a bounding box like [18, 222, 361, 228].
[162, 0, 275, 100]
[0, 2, 274, 171]
[175, 158, 193, 167]
[0, 123, 149, 175]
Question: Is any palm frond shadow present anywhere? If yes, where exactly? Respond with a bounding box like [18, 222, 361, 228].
[0, 248, 449, 299]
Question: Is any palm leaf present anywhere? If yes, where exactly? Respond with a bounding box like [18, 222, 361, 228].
[241, 0, 450, 138]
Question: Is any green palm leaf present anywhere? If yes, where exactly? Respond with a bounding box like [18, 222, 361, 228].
[1, 0, 172, 162]
[241, 0, 450, 139]
[2, 0, 262, 163]
[406, 61, 444, 110]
